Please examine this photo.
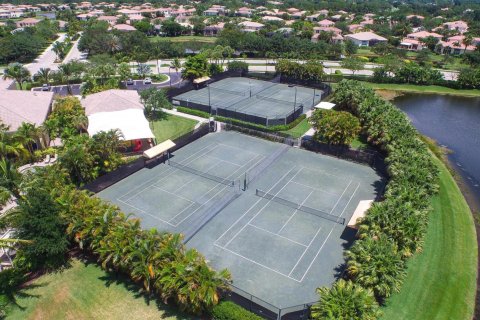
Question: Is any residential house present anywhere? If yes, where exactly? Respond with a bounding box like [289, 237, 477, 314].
[239, 21, 265, 32]
[345, 31, 387, 46]
[317, 19, 335, 27]
[203, 5, 226, 16]
[262, 16, 284, 22]
[236, 7, 253, 17]
[98, 15, 118, 25]
[112, 24, 137, 32]
[348, 24, 363, 33]
[406, 15, 425, 20]
[291, 11, 306, 19]
[0, 90, 54, 132]
[400, 31, 442, 51]
[436, 40, 476, 55]
[442, 20, 468, 34]
[204, 22, 225, 36]
[15, 17, 41, 28]
[117, 9, 142, 20]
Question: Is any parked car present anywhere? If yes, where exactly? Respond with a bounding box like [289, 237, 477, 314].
[143, 77, 152, 84]
[126, 78, 134, 85]
[41, 84, 50, 91]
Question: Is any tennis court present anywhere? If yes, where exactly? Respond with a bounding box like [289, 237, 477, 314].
[97, 131, 383, 312]
[172, 77, 324, 126]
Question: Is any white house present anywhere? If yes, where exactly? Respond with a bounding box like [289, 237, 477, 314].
[345, 31, 387, 47]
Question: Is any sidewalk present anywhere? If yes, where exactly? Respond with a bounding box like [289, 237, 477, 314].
[164, 108, 209, 129]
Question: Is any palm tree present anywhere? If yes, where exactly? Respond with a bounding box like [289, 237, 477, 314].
[34, 68, 51, 85]
[52, 41, 66, 61]
[311, 279, 381, 320]
[3, 63, 31, 90]
[0, 128, 28, 161]
[57, 63, 74, 94]
[14, 122, 41, 158]
[0, 158, 22, 199]
[462, 34, 474, 54]
[345, 235, 406, 301]
[105, 34, 121, 54]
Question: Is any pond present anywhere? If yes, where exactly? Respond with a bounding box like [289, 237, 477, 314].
[394, 94, 480, 206]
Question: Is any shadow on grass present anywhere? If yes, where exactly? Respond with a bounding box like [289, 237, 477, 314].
[79, 256, 194, 320]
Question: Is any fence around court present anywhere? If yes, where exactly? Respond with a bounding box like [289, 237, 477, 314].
[82, 124, 210, 193]
[223, 284, 316, 320]
[222, 122, 300, 147]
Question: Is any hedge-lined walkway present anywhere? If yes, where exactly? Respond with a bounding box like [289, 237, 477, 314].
[380, 156, 477, 320]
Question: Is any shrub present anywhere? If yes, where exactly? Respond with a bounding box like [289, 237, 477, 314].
[226, 61, 249, 74]
[211, 301, 263, 320]
[311, 279, 381, 320]
[309, 109, 360, 145]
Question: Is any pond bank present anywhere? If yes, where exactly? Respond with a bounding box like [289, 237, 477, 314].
[360, 82, 480, 98]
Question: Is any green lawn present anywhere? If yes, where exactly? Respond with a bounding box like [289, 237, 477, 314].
[5, 259, 193, 320]
[280, 117, 311, 138]
[149, 36, 216, 43]
[151, 114, 198, 143]
[380, 155, 477, 320]
[350, 135, 369, 149]
[360, 82, 480, 97]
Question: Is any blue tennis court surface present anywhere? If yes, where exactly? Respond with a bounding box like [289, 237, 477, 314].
[97, 131, 383, 311]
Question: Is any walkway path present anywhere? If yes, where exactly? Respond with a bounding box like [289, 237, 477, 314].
[63, 35, 87, 64]
[164, 108, 208, 129]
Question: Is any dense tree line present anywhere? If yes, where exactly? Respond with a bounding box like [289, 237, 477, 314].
[0, 19, 59, 64]
[312, 80, 439, 318]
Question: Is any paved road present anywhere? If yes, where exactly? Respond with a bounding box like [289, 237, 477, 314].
[25, 33, 67, 75]
[31, 74, 183, 96]
[63, 35, 87, 64]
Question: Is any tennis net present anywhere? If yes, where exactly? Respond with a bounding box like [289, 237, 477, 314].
[255, 189, 345, 224]
[168, 160, 235, 187]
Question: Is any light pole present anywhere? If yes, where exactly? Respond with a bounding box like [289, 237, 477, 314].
[208, 84, 211, 107]
[293, 86, 297, 114]
[169, 66, 172, 87]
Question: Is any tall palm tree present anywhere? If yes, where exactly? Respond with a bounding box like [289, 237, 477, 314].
[57, 63, 74, 94]
[170, 58, 182, 74]
[0, 129, 28, 161]
[105, 34, 121, 54]
[14, 122, 41, 157]
[0, 158, 22, 199]
[462, 34, 474, 54]
[34, 68, 51, 85]
[3, 63, 31, 90]
[52, 41, 66, 61]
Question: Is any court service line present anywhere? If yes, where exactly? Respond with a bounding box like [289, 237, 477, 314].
[213, 243, 302, 283]
[247, 223, 308, 247]
[204, 154, 243, 167]
[223, 167, 304, 248]
[277, 189, 314, 234]
[298, 182, 361, 282]
[117, 198, 176, 227]
[328, 179, 353, 214]
[288, 226, 323, 278]
[290, 180, 339, 197]
[168, 154, 266, 226]
[214, 167, 297, 245]
[119, 143, 218, 201]
[151, 185, 195, 204]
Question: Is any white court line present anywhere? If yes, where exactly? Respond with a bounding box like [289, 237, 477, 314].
[290, 180, 339, 197]
[151, 185, 195, 204]
[328, 179, 353, 214]
[301, 166, 351, 181]
[278, 189, 314, 234]
[298, 182, 360, 282]
[222, 167, 304, 248]
[217, 142, 262, 158]
[205, 154, 243, 167]
[213, 243, 302, 283]
[119, 143, 218, 201]
[288, 226, 323, 277]
[117, 198, 176, 227]
[247, 223, 308, 247]
[168, 154, 265, 226]
[214, 167, 297, 245]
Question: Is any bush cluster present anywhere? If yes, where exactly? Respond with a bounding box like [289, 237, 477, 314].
[211, 301, 263, 320]
[333, 80, 439, 302]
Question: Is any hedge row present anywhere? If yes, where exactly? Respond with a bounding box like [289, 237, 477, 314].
[175, 106, 306, 133]
[334, 80, 439, 303]
[211, 301, 263, 320]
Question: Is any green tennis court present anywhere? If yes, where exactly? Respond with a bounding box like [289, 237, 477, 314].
[97, 131, 383, 312]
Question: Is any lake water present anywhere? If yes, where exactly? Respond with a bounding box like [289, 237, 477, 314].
[394, 94, 480, 206]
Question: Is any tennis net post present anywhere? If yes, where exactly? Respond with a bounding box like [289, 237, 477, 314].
[255, 189, 346, 225]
